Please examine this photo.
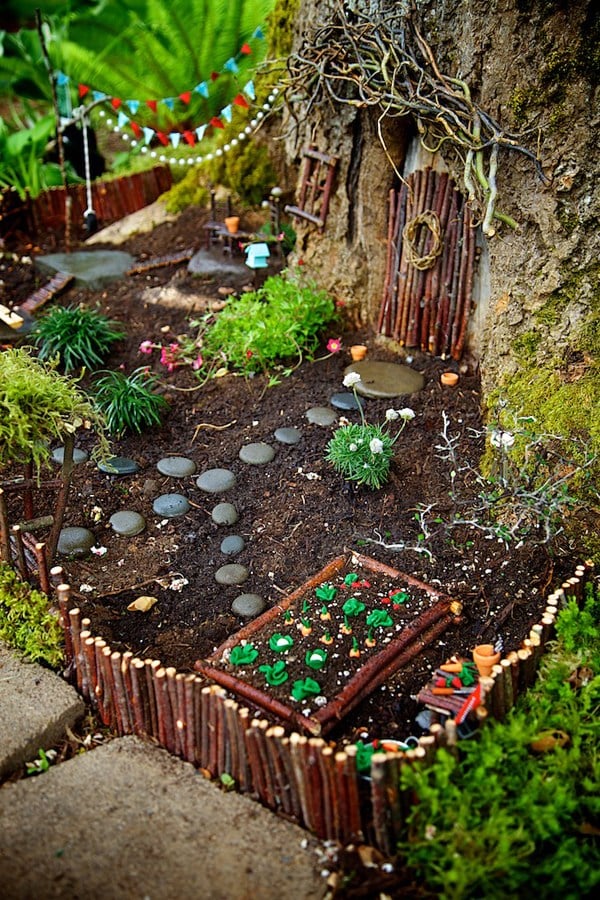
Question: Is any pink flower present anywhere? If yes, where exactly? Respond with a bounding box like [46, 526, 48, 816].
[139, 340, 154, 354]
[191, 354, 203, 370]
[326, 337, 342, 353]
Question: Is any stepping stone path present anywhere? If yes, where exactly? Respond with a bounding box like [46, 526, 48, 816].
[305, 407, 337, 426]
[97, 457, 140, 475]
[211, 503, 239, 526]
[274, 426, 302, 445]
[239, 443, 276, 465]
[109, 511, 146, 536]
[330, 391, 364, 412]
[52, 446, 88, 465]
[57, 527, 95, 557]
[35, 250, 135, 290]
[215, 564, 249, 586]
[152, 494, 190, 518]
[156, 456, 197, 478]
[232, 593, 266, 618]
[220, 535, 245, 556]
[196, 468, 237, 493]
[345, 360, 425, 398]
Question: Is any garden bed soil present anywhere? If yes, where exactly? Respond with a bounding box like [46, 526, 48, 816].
[1, 204, 564, 745]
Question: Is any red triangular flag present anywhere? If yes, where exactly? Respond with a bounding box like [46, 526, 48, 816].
[146, 99, 157, 113]
[179, 91, 192, 105]
[240, 43, 252, 55]
[78, 84, 90, 99]
[110, 97, 122, 110]
[156, 131, 169, 146]
[233, 93, 250, 108]
[210, 116, 224, 129]
[130, 122, 142, 139]
[210, 71, 220, 81]
[183, 130, 196, 146]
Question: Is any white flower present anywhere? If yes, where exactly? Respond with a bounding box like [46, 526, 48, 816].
[399, 408, 415, 420]
[385, 408, 399, 421]
[491, 430, 514, 449]
[90, 545, 107, 557]
[343, 372, 361, 388]
[348, 442, 358, 452]
[369, 437, 384, 454]
[338, 416, 350, 426]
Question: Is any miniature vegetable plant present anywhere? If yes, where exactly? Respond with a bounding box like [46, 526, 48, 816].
[93, 367, 169, 437]
[326, 373, 415, 489]
[0, 562, 63, 667]
[33, 304, 126, 373]
[258, 660, 288, 686]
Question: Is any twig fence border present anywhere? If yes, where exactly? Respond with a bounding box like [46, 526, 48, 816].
[49, 560, 593, 853]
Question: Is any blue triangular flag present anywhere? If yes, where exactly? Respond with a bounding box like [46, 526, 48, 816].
[221, 104, 232, 123]
[195, 124, 207, 141]
[126, 99, 139, 115]
[118, 110, 130, 128]
[162, 97, 175, 110]
[194, 81, 209, 98]
[243, 80, 255, 100]
[56, 71, 70, 86]
[223, 57, 239, 74]
[252, 27, 264, 40]
[92, 90, 107, 102]
[143, 126, 154, 145]
[169, 132, 181, 148]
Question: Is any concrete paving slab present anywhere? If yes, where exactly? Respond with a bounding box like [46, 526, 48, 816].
[0, 735, 325, 899]
[0, 643, 85, 779]
[188, 247, 250, 279]
[85, 200, 178, 246]
[35, 251, 135, 290]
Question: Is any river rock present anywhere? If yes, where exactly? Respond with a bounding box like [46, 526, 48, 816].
[57, 526, 95, 557]
[156, 456, 197, 477]
[196, 468, 237, 493]
[330, 391, 364, 412]
[152, 493, 190, 518]
[220, 535, 245, 555]
[51, 446, 88, 465]
[215, 564, 249, 585]
[239, 442, 276, 465]
[345, 361, 425, 398]
[211, 502, 239, 526]
[305, 407, 337, 426]
[274, 426, 302, 445]
[109, 510, 146, 536]
[231, 593, 266, 618]
[97, 456, 140, 475]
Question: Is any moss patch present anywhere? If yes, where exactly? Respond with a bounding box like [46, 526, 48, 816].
[0, 563, 64, 668]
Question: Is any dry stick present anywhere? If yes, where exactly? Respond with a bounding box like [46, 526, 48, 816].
[517, 647, 536, 693]
[215, 687, 230, 776]
[164, 667, 182, 757]
[540, 612, 556, 647]
[266, 726, 293, 816]
[191, 677, 204, 769]
[343, 745, 364, 841]
[223, 698, 241, 784]
[334, 751, 352, 843]
[304, 737, 326, 838]
[56, 585, 74, 667]
[173, 671, 186, 757]
[145, 659, 161, 740]
[401, 168, 428, 346]
[452, 205, 477, 359]
[371, 752, 394, 855]
[450, 202, 472, 357]
[321, 746, 339, 841]
[0, 489, 10, 562]
[420, 171, 448, 349]
[245, 720, 269, 802]
[255, 718, 280, 809]
[312, 739, 334, 840]
[500, 657, 515, 715]
[236, 707, 252, 792]
[81, 636, 99, 710]
[407, 167, 438, 347]
[442, 199, 465, 357]
[289, 733, 312, 830]
[49, 565, 64, 587]
[377, 188, 397, 333]
[67, 607, 83, 690]
[199, 685, 212, 769]
[33, 542, 51, 595]
[433, 188, 459, 355]
[427, 172, 452, 351]
[46, 432, 75, 564]
[396, 170, 420, 343]
[384, 182, 409, 337]
[100, 646, 118, 730]
[155, 667, 177, 753]
[182, 674, 197, 764]
[23, 461, 34, 521]
[109, 651, 131, 735]
[490, 665, 506, 720]
[11, 526, 28, 580]
[279, 735, 303, 820]
[93, 638, 109, 724]
[128, 658, 148, 735]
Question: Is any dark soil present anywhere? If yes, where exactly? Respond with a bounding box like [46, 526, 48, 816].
[1, 205, 564, 747]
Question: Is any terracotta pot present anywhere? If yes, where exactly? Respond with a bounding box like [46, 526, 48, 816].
[440, 371, 459, 387]
[350, 344, 368, 361]
[224, 216, 240, 234]
[472, 644, 501, 677]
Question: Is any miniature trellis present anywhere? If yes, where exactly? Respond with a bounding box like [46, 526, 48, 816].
[285, 145, 338, 230]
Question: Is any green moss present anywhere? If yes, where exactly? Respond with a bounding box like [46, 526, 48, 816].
[204, 140, 276, 206]
[266, 0, 301, 60]
[511, 330, 541, 359]
[162, 167, 210, 214]
[556, 200, 579, 235]
[508, 86, 538, 128]
[0, 563, 64, 667]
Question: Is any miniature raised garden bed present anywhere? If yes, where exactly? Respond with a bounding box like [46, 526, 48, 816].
[195, 552, 461, 736]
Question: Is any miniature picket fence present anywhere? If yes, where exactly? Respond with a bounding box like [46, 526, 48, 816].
[51, 560, 593, 854]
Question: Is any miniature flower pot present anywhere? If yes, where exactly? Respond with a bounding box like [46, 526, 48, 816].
[350, 344, 368, 362]
[472, 644, 501, 677]
[224, 216, 240, 234]
[440, 371, 459, 387]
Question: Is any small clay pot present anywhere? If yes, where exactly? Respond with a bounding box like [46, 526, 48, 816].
[224, 216, 240, 234]
[350, 344, 368, 361]
[440, 371, 459, 387]
[472, 644, 501, 677]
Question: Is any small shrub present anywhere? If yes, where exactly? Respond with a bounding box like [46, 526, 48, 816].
[93, 367, 169, 437]
[0, 563, 64, 667]
[33, 304, 126, 373]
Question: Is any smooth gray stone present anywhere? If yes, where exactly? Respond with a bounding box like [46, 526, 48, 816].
[152, 493, 190, 518]
[232, 593, 266, 618]
[51, 446, 88, 465]
[35, 250, 134, 289]
[157, 456, 197, 478]
[211, 502, 239, 526]
[196, 468, 237, 493]
[330, 391, 364, 412]
[274, 426, 302, 445]
[97, 456, 140, 475]
[57, 526, 95, 557]
[305, 406, 337, 426]
[109, 510, 146, 536]
[345, 361, 425, 398]
[238, 442, 275, 465]
[220, 535, 245, 555]
[188, 248, 249, 277]
[215, 564, 249, 586]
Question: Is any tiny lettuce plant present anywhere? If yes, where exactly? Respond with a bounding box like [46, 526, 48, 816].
[93, 367, 169, 437]
[33, 304, 126, 373]
[326, 372, 415, 489]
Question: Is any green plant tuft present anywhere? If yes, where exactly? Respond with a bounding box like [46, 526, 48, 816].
[93, 367, 170, 437]
[33, 304, 126, 373]
[204, 140, 277, 207]
[0, 563, 64, 667]
[162, 166, 210, 214]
